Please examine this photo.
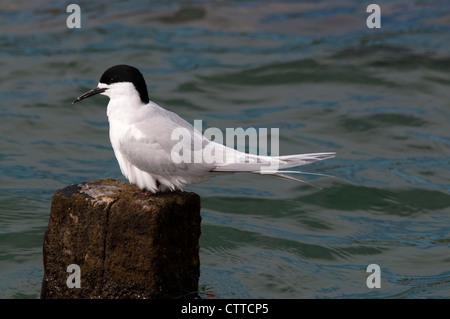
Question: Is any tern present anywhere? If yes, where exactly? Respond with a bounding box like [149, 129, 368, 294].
[73, 64, 335, 193]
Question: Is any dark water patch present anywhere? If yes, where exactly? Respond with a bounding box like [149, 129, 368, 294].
[296, 136, 341, 149]
[83, 120, 109, 128]
[370, 55, 450, 72]
[194, 185, 274, 197]
[424, 75, 450, 85]
[158, 7, 207, 24]
[298, 185, 450, 216]
[332, 245, 388, 259]
[176, 81, 208, 93]
[208, 105, 289, 120]
[155, 97, 208, 111]
[0, 112, 40, 120]
[333, 44, 413, 60]
[356, 106, 426, 116]
[338, 113, 428, 133]
[333, 42, 450, 74]
[201, 196, 295, 217]
[201, 223, 337, 261]
[261, 6, 357, 23]
[198, 58, 397, 87]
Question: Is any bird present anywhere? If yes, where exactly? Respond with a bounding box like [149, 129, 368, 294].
[73, 64, 335, 193]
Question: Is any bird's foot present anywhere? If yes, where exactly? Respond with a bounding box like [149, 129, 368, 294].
[136, 190, 159, 198]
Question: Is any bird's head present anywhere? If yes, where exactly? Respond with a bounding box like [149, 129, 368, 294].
[72, 64, 149, 105]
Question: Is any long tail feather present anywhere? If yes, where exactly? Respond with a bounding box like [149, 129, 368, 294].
[263, 170, 336, 179]
[252, 171, 323, 189]
[212, 152, 336, 172]
[211, 151, 336, 188]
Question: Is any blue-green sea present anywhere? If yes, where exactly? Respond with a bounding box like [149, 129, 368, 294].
[1, 0, 449, 298]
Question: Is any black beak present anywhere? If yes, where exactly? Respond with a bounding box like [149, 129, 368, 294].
[72, 87, 107, 104]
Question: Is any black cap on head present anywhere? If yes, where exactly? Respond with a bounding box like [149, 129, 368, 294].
[100, 64, 150, 104]
[72, 64, 150, 105]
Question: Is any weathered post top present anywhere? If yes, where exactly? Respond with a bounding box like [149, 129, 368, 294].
[41, 178, 201, 299]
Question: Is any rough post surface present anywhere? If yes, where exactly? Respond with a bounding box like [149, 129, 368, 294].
[41, 178, 201, 299]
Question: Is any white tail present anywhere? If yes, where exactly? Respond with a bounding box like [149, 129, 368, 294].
[212, 152, 335, 172]
[212, 152, 336, 184]
[212, 151, 336, 188]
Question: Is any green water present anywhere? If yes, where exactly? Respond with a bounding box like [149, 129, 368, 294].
[1, 0, 449, 298]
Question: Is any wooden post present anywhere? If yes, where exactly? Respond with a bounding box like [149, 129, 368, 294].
[40, 179, 201, 299]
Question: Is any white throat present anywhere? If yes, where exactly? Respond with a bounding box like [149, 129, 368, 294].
[99, 82, 147, 120]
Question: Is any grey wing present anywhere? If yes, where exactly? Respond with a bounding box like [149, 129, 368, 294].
[117, 115, 217, 182]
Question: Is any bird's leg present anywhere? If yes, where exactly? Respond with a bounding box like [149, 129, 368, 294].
[136, 180, 161, 198]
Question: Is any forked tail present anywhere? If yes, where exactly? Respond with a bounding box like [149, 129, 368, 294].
[212, 152, 336, 188]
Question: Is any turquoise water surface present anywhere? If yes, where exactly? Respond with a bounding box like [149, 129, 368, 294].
[1, 0, 449, 298]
